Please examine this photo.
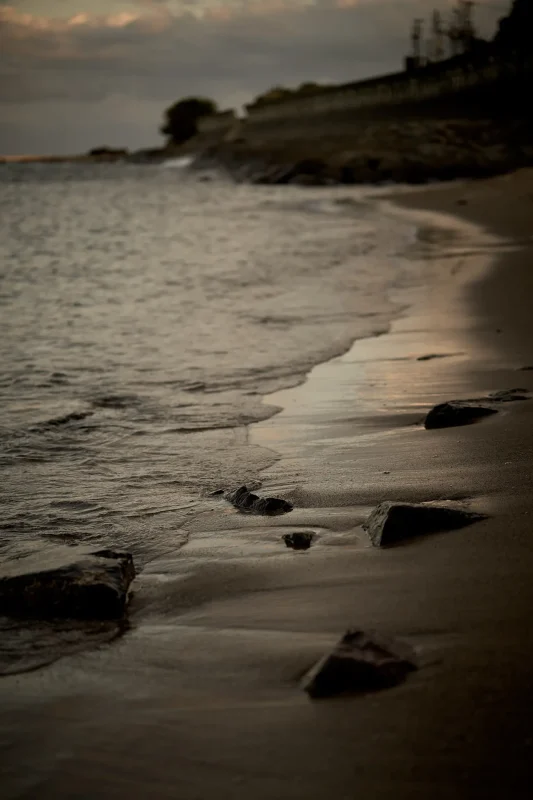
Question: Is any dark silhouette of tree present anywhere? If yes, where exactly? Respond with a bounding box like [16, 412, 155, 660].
[161, 97, 217, 145]
[495, 0, 532, 53]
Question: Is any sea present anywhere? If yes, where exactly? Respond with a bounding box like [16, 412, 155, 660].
[0, 159, 427, 670]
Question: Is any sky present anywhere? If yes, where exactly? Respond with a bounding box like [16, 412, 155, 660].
[0, 1, 507, 154]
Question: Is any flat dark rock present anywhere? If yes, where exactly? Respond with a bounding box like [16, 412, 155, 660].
[364, 501, 486, 547]
[283, 532, 314, 550]
[425, 389, 530, 429]
[424, 401, 497, 429]
[301, 629, 417, 699]
[487, 388, 530, 402]
[225, 486, 293, 516]
[0, 548, 135, 620]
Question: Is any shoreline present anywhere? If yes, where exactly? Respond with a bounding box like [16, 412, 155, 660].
[2, 171, 533, 798]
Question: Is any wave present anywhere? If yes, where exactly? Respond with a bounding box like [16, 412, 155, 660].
[159, 156, 194, 169]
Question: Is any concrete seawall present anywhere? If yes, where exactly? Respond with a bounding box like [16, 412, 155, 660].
[244, 53, 533, 129]
[192, 53, 533, 185]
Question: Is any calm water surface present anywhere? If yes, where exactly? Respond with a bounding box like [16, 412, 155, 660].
[0, 162, 419, 569]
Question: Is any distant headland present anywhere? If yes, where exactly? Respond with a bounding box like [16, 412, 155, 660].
[2, 0, 531, 186]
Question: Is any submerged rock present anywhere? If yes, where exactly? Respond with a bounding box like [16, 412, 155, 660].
[424, 401, 497, 429]
[364, 501, 486, 547]
[225, 486, 293, 516]
[417, 353, 449, 361]
[283, 532, 314, 550]
[301, 629, 417, 699]
[0, 548, 135, 620]
[30, 409, 94, 431]
[0, 616, 126, 676]
[487, 388, 530, 402]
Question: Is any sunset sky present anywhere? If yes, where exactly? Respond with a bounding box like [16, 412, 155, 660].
[1, 1, 506, 154]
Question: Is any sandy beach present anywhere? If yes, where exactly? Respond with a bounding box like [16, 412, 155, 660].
[2, 170, 533, 799]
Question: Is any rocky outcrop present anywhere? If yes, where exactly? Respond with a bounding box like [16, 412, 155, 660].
[191, 116, 533, 187]
[88, 147, 129, 159]
[0, 548, 135, 620]
[224, 486, 293, 515]
[364, 501, 486, 547]
[301, 629, 417, 699]
[283, 532, 314, 550]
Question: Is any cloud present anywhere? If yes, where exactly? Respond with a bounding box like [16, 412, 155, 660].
[0, 1, 502, 153]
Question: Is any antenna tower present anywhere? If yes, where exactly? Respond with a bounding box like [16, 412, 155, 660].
[447, 1, 476, 56]
[432, 10, 445, 61]
[411, 17, 424, 63]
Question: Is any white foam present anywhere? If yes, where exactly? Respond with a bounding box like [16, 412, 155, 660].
[159, 156, 194, 169]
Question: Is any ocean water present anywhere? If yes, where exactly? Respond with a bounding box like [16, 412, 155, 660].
[0, 162, 421, 575]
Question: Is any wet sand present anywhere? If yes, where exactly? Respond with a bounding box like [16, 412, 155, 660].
[2, 172, 533, 799]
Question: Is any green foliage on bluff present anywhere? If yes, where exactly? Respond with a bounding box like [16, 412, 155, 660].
[161, 97, 217, 145]
[248, 82, 326, 110]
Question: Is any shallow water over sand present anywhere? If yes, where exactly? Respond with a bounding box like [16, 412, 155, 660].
[0, 163, 423, 568]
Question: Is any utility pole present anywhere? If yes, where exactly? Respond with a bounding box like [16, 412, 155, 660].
[447, 6, 460, 56]
[460, 0, 476, 51]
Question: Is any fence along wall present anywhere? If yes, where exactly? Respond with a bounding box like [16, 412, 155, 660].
[244, 54, 532, 128]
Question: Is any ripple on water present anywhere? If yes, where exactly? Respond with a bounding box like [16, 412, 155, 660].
[0, 164, 426, 623]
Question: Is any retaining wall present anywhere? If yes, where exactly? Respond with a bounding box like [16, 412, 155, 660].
[244, 54, 533, 131]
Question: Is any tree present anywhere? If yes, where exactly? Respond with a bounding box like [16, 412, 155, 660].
[495, 0, 533, 53]
[161, 97, 217, 145]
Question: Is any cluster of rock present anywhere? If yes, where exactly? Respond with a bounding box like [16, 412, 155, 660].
[5, 386, 529, 689]
[224, 485, 293, 515]
[193, 117, 533, 187]
[301, 386, 533, 697]
[88, 147, 129, 160]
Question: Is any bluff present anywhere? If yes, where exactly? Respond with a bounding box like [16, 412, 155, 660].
[193, 49, 533, 185]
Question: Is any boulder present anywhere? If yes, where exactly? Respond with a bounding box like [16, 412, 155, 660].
[424, 401, 497, 429]
[283, 532, 314, 550]
[364, 501, 486, 547]
[0, 548, 135, 620]
[301, 629, 417, 699]
[225, 486, 293, 516]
